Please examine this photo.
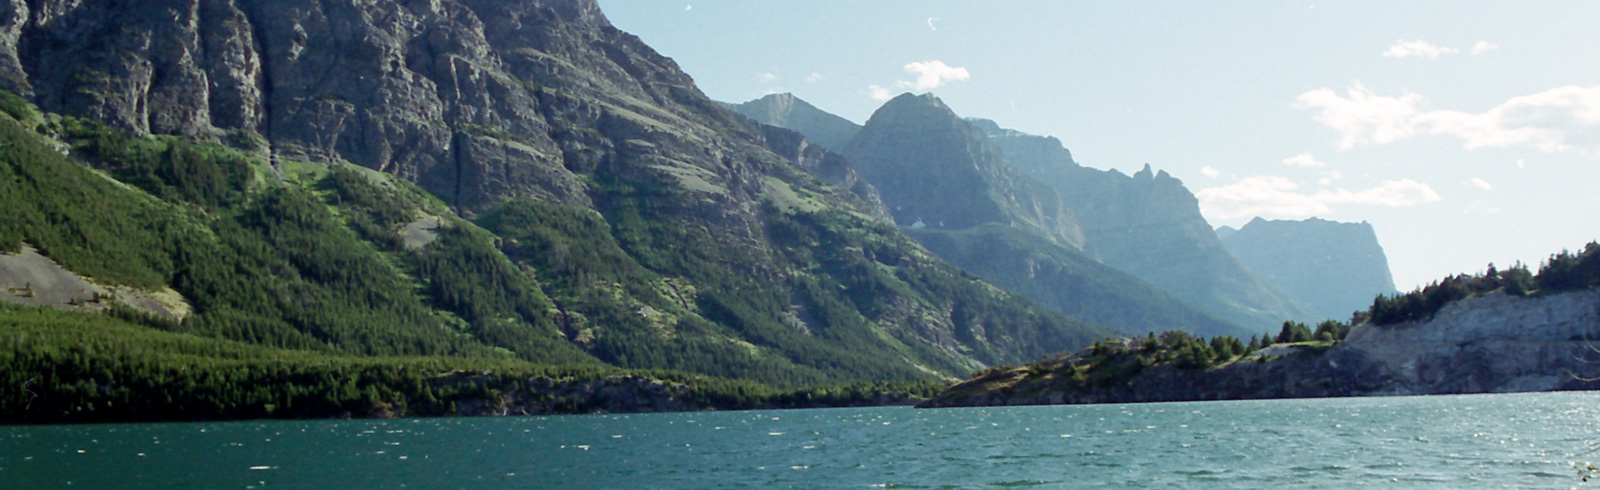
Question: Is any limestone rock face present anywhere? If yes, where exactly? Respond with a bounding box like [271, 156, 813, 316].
[0, 0, 730, 215]
[1220, 217, 1399, 321]
[976, 119, 1317, 332]
[1342, 290, 1600, 394]
[843, 93, 1086, 249]
[921, 289, 1600, 408]
[0, 0, 1119, 379]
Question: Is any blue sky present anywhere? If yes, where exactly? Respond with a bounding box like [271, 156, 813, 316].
[599, 1, 1600, 291]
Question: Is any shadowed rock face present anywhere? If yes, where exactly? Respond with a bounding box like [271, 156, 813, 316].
[843, 93, 1086, 250]
[1219, 217, 1399, 322]
[974, 118, 1318, 332]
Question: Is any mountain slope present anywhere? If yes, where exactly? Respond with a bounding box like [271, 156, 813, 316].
[843, 93, 1086, 249]
[0, 0, 1116, 400]
[907, 224, 1248, 338]
[724, 93, 862, 152]
[1219, 217, 1399, 321]
[974, 118, 1319, 332]
[733, 93, 1247, 337]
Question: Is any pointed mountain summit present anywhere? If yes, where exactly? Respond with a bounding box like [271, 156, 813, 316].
[844, 93, 1087, 249]
[739, 93, 1247, 337]
[725, 93, 861, 152]
[974, 119, 1319, 331]
[1220, 217, 1400, 321]
[0, 0, 1122, 399]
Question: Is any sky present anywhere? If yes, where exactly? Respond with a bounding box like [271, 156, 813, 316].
[598, 1, 1600, 291]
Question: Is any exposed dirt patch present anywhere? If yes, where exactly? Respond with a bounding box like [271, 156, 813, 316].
[0, 244, 189, 321]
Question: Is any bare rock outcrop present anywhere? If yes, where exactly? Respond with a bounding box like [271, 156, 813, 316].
[922, 289, 1600, 408]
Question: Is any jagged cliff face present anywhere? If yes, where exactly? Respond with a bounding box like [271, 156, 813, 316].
[1, 0, 746, 215]
[0, 0, 1120, 382]
[976, 119, 1318, 332]
[725, 92, 861, 153]
[843, 93, 1086, 249]
[1220, 217, 1399, 321]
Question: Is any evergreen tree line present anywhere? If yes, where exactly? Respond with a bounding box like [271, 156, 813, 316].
[1366, 243, 1599, 326]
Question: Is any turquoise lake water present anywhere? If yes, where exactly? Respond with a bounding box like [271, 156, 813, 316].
[5, 392, 1600, 489]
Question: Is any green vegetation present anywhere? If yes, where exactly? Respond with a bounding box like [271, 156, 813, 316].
[0, 89, 1118, 422]
[1366, 243, 1599, 326]
[0, 303, 943, 423]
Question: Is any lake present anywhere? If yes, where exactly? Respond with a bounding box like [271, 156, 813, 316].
[4, 392, 1599, 488]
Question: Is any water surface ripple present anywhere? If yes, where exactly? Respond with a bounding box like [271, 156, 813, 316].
[4, 392, 1599, 488]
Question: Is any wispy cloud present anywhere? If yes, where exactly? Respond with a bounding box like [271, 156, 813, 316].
[1382, 39, 1459, 59]
[1296, 82, 1600, 156]
[869, 60, 971, 101]
[805, 72, 823, 83]
[1471, 41, 1499, 55]
[1197, 176, 1441, 220]
[1467, 177, 1494, 191]
[755, 72, 777, 83]
[1200, 166, 1221, 178]
[1282, 152, 1327, 167]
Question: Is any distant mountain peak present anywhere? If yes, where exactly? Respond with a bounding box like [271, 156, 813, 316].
[1221, 217, 1399, 321]
[726, 92, 861, 152]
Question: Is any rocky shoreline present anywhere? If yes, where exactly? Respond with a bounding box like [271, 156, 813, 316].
[921, 289, 1600, 408]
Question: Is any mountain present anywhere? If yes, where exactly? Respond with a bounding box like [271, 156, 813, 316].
[731, 93, 1247, 337]
[921, 245, 1600, 407]
[843, 93, 1087, 249]
[0, 0, 1120, 421]
[906, 224, 1247, 338]
[1218, 217, 1399, 321]
[973, 118, 1319, 332]
[724, 93, 861, 152]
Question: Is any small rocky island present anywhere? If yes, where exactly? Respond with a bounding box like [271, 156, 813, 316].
[920, 286, 1600, 408]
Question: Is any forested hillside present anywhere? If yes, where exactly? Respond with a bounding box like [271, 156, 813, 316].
[0, 0, 1118, 422]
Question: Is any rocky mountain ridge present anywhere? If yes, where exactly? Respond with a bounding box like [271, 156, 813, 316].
[723, 93, 861, 152]
[734, 92, 1319, 334]
[843, 93, 1087, 249]
[1219, 217, 1399, 321]
[973, 118, 1319, 331]
[0, 0, 1119, 400]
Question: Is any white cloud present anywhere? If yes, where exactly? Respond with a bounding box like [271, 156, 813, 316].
[1197, 176, 1441, 220]
[1471, 41, 1499, 55]
[1516, 158, 1526, 169]
[903, 60, 970, 91]
[1382, 39, 1459, 59]
[868, 85, 895, 101]
[1200, 166, 1221, 178]
[867, 60, 971, 100]
[755, 72, 777, 83]
[1282, 152, 1327, 167]
[805, 72, 823, 83]
[1467, 177, 1494, 191]
[1296, 82, 1600, 156]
